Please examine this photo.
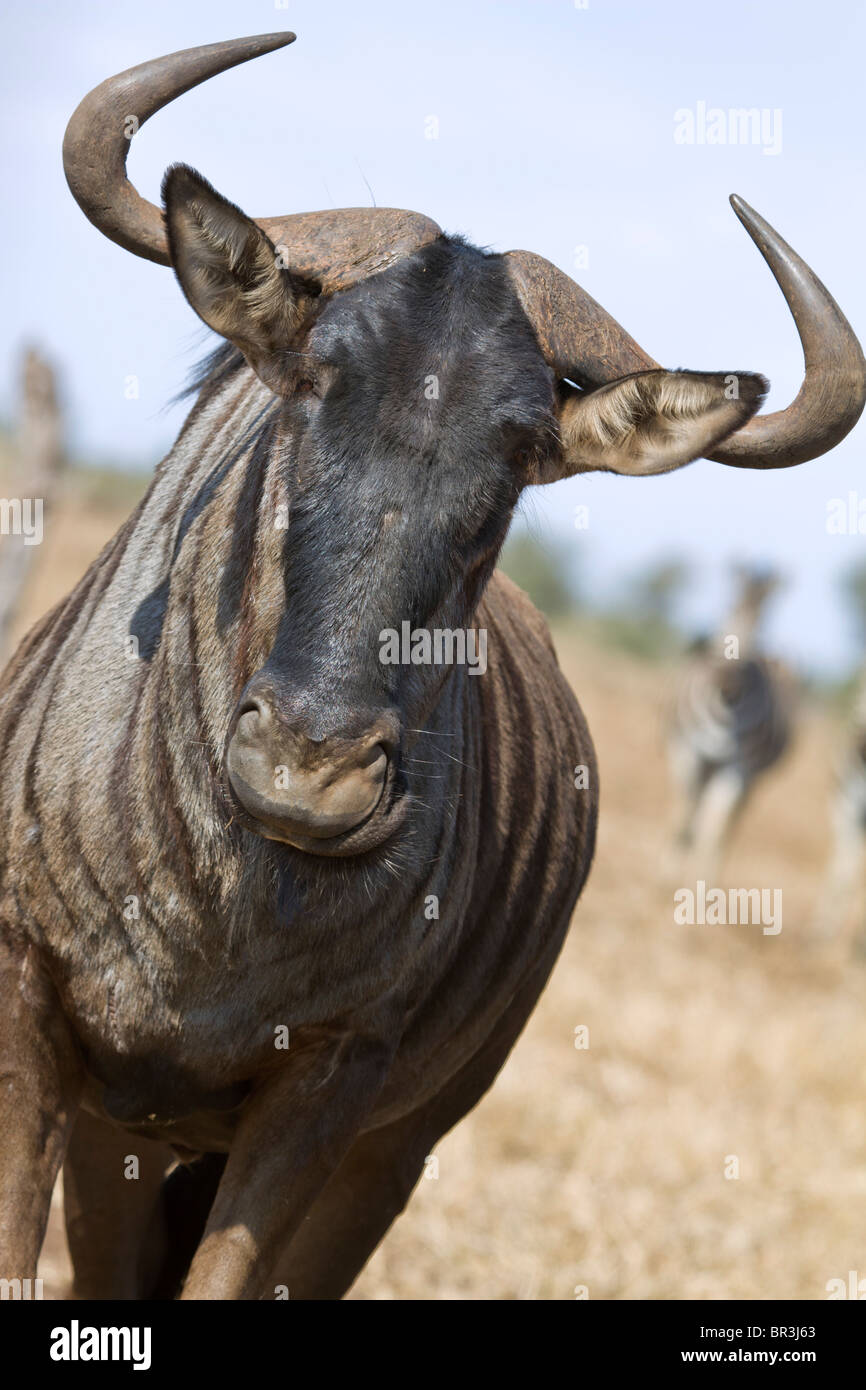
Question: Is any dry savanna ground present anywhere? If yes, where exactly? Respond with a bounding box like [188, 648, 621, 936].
[8, 473, 865, 1301]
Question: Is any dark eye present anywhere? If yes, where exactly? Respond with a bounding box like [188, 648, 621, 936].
[296, 377, 317, 396]
[511, 439, 543, 476]
[504, 423, 540, 468]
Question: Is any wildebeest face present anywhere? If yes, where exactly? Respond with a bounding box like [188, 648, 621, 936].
[164, 165, 767, 856]
[270, 238, 557, 707]
[165, 168, 556, 854]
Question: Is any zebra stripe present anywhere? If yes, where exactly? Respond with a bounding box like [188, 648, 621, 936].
[670, 654, 792, 777]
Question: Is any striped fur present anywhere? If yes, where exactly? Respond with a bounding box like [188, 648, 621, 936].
[0, 346, 596, 1295]
[668, 571, 794, 877]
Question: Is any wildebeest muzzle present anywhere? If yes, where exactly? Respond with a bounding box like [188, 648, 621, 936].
[225, 673, 403, 855]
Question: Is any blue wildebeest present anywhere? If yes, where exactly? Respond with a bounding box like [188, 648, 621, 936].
[0, 33, 863, 1299]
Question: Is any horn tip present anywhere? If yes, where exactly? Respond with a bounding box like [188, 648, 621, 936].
[248, 31, 297, 50]
[729, 192, 755, 220]
[728, 193, 768, 244]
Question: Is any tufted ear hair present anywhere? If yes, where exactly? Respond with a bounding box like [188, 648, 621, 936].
[537, 369, 768, 482]
[163, 163, 318, 396]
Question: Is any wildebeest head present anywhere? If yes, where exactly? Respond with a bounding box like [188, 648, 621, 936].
[63, 33, 866, 856]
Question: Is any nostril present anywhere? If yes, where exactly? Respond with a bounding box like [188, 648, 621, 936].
[233, 696, 272, 743]
[359, 741, 389, 773]
[364, 724, 398, 762]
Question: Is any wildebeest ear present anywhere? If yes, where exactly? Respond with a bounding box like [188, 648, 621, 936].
[163, 163, 309, 396]
[541, 369, 768, 481]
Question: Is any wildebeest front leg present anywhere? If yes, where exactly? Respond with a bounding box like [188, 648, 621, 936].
[64, 1109, 173, 1299]
[272, 957, 557, 1299]
[180, 1037, 392, 1300]
[0, 937, 83, 1282]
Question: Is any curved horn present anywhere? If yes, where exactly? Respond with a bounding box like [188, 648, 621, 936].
[708, 197, 866, 469]
[63, 34, 441, 288]
[504, 251, 661, 387]
[505, 196, 866, 470]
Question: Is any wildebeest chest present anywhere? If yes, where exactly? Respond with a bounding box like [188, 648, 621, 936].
[3, 487, 592, 1141]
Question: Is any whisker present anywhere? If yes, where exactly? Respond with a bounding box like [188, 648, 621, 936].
[439, 751, 476, 770]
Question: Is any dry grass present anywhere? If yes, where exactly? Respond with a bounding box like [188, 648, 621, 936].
[20, 491, 866, 1301]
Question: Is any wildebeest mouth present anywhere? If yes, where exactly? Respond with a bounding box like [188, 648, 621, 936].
[220, 683, 407, 856]
[222, 752, 410, 859]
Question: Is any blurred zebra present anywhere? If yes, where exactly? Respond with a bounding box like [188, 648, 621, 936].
[813, 669, 866, 949]
[668, 568, 795, 880]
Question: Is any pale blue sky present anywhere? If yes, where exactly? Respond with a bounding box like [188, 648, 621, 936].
[2, 0, 865, 673]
